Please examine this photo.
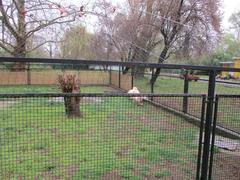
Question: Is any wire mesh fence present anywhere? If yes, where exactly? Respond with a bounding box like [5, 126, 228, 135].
[211, 95, 240, 180]
[1, 61, 240, 96]
[216, 95, 240, 133]
[151, 96, 203, 119]
[0, 57, 240, 179]
[0, 93, 204, 179]
[131, 70, 240, 95]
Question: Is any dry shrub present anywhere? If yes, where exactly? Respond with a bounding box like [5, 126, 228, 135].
[58, 74, 79, 93]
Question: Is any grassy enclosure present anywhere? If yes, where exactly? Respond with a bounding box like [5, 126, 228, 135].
[1, 75, 240, 94]
[0, 73, 239, 179]
[0, 93, 200, 179]
[0, 75, 239, 133]
[135, 76, 240, 95]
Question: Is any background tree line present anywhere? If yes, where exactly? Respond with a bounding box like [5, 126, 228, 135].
[0, 0, 239, 83]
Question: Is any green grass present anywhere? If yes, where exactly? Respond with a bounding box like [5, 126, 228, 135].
[0, 96, 198, 179]
[135, 77, 240, 133]
[1, 76, 239, 95]
[1, 81, 236, 179]
[154, 170, 171, 178]
[0, 85, 112, 94]
[135, 76, 240, 94]
[216, 98, 240, 133]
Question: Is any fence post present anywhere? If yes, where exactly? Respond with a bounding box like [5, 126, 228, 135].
[150, 68, 154, 101]
[109, 66, 112, 86]
[131, 68, 134, 89]
[200, 70, 216, 180]
[196, 95, 206, 179]
[208, 95, 219, 180]
[183, 71, 189, 113]
[119, 66, 121, 89]
[27, 63, 31, 85]
[77, 68, 80, 87]
[151, 68, 154, 94]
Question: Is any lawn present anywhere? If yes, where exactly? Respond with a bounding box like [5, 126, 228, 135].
[0, 76, 240, 95]
[0, 95, 199, 179]
[135, 77, 240, 133]
[135, 76, 240, 95]
[216, 97, 240, 133]
[0, 85, 113, 94]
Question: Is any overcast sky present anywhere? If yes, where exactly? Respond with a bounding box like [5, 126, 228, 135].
[106, 0, 240, 30]
[76, 0, 240, 30]
[222, 0, 240, 30]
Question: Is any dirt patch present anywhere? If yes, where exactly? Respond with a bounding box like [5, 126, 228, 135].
[37, 171, 61, 180]
[0, 101, 16, 109]
[115, 125, 139, 138]
[106, 113, 139, 138]
[212, 152, 240, 180]
[149, 163, 194, 179]
[101, 170, 123, 180]
[137, 111, 192, 131]
[49, 97, 104, 104]
[65, 165, 79, 179]
[36, 164, 79, 180]
[82, 97, 104, 104]
[115, 146, 130, 158]
[137, 115, 171, 130]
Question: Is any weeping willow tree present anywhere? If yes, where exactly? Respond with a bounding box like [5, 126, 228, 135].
[60, 26, 93, 59]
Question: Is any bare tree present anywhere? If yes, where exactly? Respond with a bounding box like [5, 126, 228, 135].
[229, 11, 240, 40]
[93, 0, 221, 82]
[0, 0, 85, 70]
[93, 0, 162, 77]
[149, 0, 221, 84]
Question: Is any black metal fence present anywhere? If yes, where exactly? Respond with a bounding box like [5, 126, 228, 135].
[209, 95, 240, 180]
[0, 57, 240, 179]
[0, 93, 204, 179]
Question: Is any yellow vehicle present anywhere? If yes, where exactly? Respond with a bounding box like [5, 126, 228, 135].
[220, 57, 240, 79]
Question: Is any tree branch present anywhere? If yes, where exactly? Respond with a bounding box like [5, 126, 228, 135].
[26, 40, 63, 53]
[0, 42, 13, 54]
[0, 0, 19, 38]
[26, 12, 77, 38]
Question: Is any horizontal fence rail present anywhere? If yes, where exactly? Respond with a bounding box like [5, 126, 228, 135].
[1, 56, 240, 72]
[0, 93, 206, 98]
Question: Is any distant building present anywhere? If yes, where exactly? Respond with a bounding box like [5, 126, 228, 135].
[89, 65, 120, 71]
[220, 57, 240, 79]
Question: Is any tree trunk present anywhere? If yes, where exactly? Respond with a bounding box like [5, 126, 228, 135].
[11, 38, 27, 71]
[150, 46, 169, 84]
[11, 0, 27, 71]
[64, 90, 82, 118]
[64, 97, 82, 118]
[134, 67, 145, 78]
[123, 48, 148, 78]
